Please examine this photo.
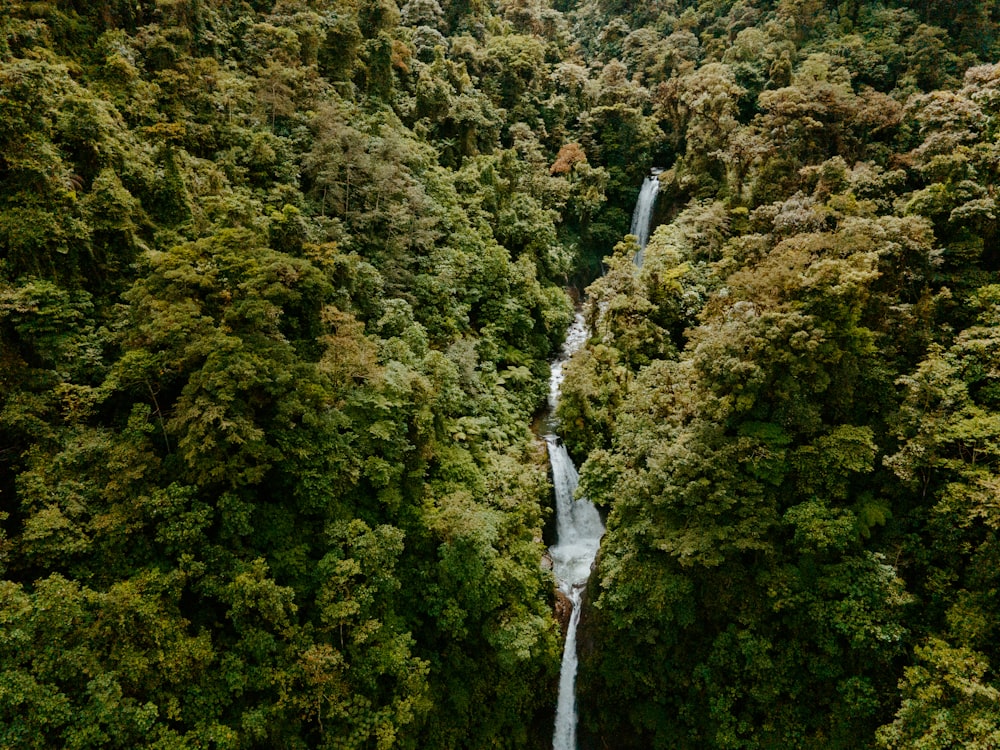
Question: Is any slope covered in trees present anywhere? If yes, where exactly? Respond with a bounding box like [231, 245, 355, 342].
[554, 2, 1000, 748]
[3, 0, 1000, 748]
[0, 0, 592, 746]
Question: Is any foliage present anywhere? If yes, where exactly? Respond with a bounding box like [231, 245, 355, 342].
[554, 6, 1000, 749]
[0, 0, 575, 746]
[3, 0, 1000, 747]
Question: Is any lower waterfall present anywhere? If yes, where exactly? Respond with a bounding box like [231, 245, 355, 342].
[547, 314, 604, 750]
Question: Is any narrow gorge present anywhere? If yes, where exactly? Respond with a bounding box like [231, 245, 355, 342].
[548, 174, 661, 749]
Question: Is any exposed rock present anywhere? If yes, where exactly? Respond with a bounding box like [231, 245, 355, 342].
[554, 588, 573, 638]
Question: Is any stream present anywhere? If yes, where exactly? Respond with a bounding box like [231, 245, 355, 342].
[548, 172, 661, 749]
[546, 313, 602, 750]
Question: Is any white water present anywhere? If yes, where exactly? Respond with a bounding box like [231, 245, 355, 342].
[548, 314, 604, 750]
[548, 436, 603, 595]
[549, 174, 662, 749]
[548, 313, 589, 415]
[553, 584, 586, 750]
[631, 170, 662, 267]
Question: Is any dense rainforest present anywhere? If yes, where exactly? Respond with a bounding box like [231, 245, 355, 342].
[2, 0, 1000, 748]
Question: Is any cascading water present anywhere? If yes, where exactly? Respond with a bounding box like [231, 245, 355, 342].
[548, 173, 662, 749]
[547, 313, 603, 750]
[630, 170, 662, 268]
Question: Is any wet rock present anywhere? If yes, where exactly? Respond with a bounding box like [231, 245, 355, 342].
[554, 588, 573, 638]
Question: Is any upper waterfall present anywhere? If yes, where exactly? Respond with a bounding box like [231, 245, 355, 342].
[630, 170, 662, 267]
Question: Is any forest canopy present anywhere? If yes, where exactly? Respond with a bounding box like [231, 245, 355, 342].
[2, 0, 1000, 748]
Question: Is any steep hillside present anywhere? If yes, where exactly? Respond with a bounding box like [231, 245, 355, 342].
[556, 2, 1000, 749]
[3, 1, 1000, 749]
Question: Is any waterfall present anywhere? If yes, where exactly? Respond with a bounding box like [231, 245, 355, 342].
[548, 314, 604, 750]
[630, 170, 662, 268]
[548, 173, 660, 749]
[553, 585, 585, 750]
